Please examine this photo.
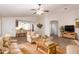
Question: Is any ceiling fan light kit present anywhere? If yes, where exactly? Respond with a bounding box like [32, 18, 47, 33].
[31, 4, 49, 15]
[36, 10, 44, 15]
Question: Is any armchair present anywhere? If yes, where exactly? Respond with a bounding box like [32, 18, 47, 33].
[66, 45, 79, 54]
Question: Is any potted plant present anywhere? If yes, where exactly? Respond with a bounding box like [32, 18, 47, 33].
[60, 26, 65, 37]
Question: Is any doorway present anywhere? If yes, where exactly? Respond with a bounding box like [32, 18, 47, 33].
[50, 21, 58, 36]
[16, 20, 34, 37]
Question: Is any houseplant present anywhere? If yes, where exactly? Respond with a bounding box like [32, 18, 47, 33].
[60, 26, 65, 37]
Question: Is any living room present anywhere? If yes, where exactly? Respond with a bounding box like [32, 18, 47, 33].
[0, 4, 79, 54]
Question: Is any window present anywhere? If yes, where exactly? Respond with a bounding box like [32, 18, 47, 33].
[18, 21, 32, 30]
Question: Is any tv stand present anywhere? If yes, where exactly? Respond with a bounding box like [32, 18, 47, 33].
[62, 31, 76, 39]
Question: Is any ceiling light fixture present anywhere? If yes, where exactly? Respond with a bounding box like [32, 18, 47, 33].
[36, 10, 44, 15]
[31, 4, 49, 15]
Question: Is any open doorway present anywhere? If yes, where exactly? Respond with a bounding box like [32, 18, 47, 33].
[50, 21, 58, 37]
[16, 20, 34, 37]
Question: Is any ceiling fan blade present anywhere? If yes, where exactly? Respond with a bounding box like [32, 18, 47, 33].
[44, 10, 49, 12]
[33, 12, 36, 14]
[31, 9, 36, 11]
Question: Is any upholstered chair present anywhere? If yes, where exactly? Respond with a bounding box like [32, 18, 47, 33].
[3, 34, 11, 48]
[0, 37, 3, 53]
[0, 37, 3, 48]
[66, 45, 79, 54]
[10, 40, 22, 54]
[0, 37, 9, 54]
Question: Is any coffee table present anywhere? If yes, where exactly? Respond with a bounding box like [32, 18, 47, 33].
[35, 39, 58, 54]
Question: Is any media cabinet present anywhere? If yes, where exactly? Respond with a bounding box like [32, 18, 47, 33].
[62, 32, 76, 39]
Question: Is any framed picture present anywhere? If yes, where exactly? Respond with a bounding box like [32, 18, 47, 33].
[76, 18, 79, 28]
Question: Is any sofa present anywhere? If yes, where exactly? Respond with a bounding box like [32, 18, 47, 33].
[0, 35, 22, 54]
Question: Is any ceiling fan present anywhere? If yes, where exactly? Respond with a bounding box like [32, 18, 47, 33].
[31, 4, 49, 15]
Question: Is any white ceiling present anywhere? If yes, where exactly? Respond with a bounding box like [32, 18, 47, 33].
[0, 4, 79, 16]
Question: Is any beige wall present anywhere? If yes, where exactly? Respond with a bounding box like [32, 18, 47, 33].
[34, 15, 45, 36]
[41, 7, 79, 39]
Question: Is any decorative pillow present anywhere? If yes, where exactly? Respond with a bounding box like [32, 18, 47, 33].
[3, 37, 11, 48]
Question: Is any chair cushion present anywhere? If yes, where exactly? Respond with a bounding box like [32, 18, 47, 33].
[66, 45, 79, 54]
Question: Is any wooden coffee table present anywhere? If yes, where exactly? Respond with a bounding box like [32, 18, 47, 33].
[35, 39, 58, 54]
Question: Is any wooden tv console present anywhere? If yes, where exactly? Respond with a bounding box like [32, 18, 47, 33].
[62, 32, 76, 39]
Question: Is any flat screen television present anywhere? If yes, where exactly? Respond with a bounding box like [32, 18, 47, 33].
[65, 25, 74, 32]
